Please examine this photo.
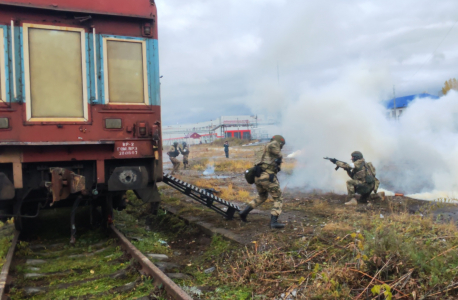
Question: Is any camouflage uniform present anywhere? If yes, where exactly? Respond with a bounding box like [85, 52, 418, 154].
[180, 143, 190, 169]
[167, 144, 181, 175]
[336, 158, 381, 203]
[248, 140, 283, 216]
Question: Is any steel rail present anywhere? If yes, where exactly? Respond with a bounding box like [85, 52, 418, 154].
[0, 230, 20, 300]
[110, 225, 192, 300]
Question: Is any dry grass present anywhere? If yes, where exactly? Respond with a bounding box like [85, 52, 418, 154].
[190, 158, 253, 173]
[211, 137, 255, 146]
[191, 178, 221, 189]
[189, 158, 210, 171]
[214, 160, 252, 172]
[219, 184, 235, 200]
[201, 202, 458, 299]
[237, 189, 252, 202]
[312, 199, 331, 211]
[322, 221, 354, 233]
[218, 184, 255, 202]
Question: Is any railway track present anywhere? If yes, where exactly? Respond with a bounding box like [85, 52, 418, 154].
[0, 224, 192, 300]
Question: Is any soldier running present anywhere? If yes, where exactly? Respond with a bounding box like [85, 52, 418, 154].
[180, 142, 190, 169]
[239, 135, 286, 229]
[167, 142, 181, 175]
[328, 151, 384, 206]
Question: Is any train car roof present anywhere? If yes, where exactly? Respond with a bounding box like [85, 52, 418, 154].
[0, 0, 156, 19]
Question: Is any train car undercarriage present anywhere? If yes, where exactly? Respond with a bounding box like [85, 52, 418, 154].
[0, 152, 161, 243]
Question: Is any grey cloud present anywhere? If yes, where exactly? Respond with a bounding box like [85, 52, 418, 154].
[156, 0, 458, 125]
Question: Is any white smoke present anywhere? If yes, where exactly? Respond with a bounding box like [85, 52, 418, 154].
[277, 66, 458, 201]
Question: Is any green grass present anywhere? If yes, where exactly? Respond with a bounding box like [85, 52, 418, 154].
[0, 221, 14, 269]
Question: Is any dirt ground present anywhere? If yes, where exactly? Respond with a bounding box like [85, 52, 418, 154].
[158, 142, 458, 299]
[160, 143, 434, 245]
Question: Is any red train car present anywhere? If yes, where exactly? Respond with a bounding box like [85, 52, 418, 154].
[0, 0, 162, 236]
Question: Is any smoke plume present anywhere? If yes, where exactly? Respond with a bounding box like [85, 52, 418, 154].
[277, 66, 458, 200]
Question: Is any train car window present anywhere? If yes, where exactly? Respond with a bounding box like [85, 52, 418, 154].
[0, 28, 6, 102]
[103, 38, 148, 104]
[23, 24, 88, 121]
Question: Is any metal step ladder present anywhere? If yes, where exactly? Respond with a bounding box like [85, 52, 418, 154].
[162, 173, 241, 220]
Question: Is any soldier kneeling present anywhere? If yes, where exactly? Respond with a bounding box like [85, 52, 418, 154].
[331, 151, 384, 206]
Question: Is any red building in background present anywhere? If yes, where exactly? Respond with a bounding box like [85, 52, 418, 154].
[224, 129, 251, 140]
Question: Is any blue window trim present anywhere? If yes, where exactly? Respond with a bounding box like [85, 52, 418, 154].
[97, 34, 160, 106]
[84, 32, 91, 105]
[4, 27, 160, 107]
[0, 25, 10, 103]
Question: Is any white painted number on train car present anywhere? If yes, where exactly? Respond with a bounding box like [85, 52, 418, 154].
[117, 142, 138, 156]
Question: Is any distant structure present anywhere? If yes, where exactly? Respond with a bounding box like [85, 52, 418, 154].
[385, 93, 439, 119]
[162, 115, 278, 146]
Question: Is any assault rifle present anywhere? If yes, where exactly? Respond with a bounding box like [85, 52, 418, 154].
[323, 157, 350, 171]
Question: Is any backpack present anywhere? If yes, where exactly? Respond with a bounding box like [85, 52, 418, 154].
[364, 162, 376, 185]
[244, 167, 256, 184]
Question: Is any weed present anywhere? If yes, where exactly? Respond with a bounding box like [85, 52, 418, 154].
[204, 235, 233, 260]
[0, 232, 13, 268]
[15, 241, 32, 257]
[219, 184, 235, 200]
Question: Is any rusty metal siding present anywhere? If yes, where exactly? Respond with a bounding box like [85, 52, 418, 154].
[0, 0, 156, 19]
[0, 1, 163, 180]
[0, 103, 161, 142]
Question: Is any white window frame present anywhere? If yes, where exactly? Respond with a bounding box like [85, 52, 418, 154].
[102, 37, 148, 105]
[0, 28, 6, 103]
[23, 23, 88, 122]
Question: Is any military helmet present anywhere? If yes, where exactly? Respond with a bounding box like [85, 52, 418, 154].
[173, 142, 178, 146]
[351, 151, 363, 161]
[271, 135, 286, 146]
[182, 142, 187, 146]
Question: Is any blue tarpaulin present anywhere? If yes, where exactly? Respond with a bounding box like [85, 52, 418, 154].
[385, 93, 439, 109]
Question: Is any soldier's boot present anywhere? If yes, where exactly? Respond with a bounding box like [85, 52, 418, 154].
[270, 215, 285, 229]
[345, 198, 358, 206]
[183, 163, 187, 170]
[239, 205, 254, 222]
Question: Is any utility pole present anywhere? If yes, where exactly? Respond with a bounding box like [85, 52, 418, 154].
[393, 85, 396, 120]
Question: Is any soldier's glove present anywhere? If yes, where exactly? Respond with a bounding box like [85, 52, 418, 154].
[330, 158, 337, 164]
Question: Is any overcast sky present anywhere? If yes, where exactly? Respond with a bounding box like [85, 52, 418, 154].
[156, 0, 458, 125]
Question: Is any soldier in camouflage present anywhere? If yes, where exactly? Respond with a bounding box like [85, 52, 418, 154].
[330, 151, 383, 206]
[239, 135, 286, 229]
[167, 142, 181, 175]
[180, 142, 190, 169]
